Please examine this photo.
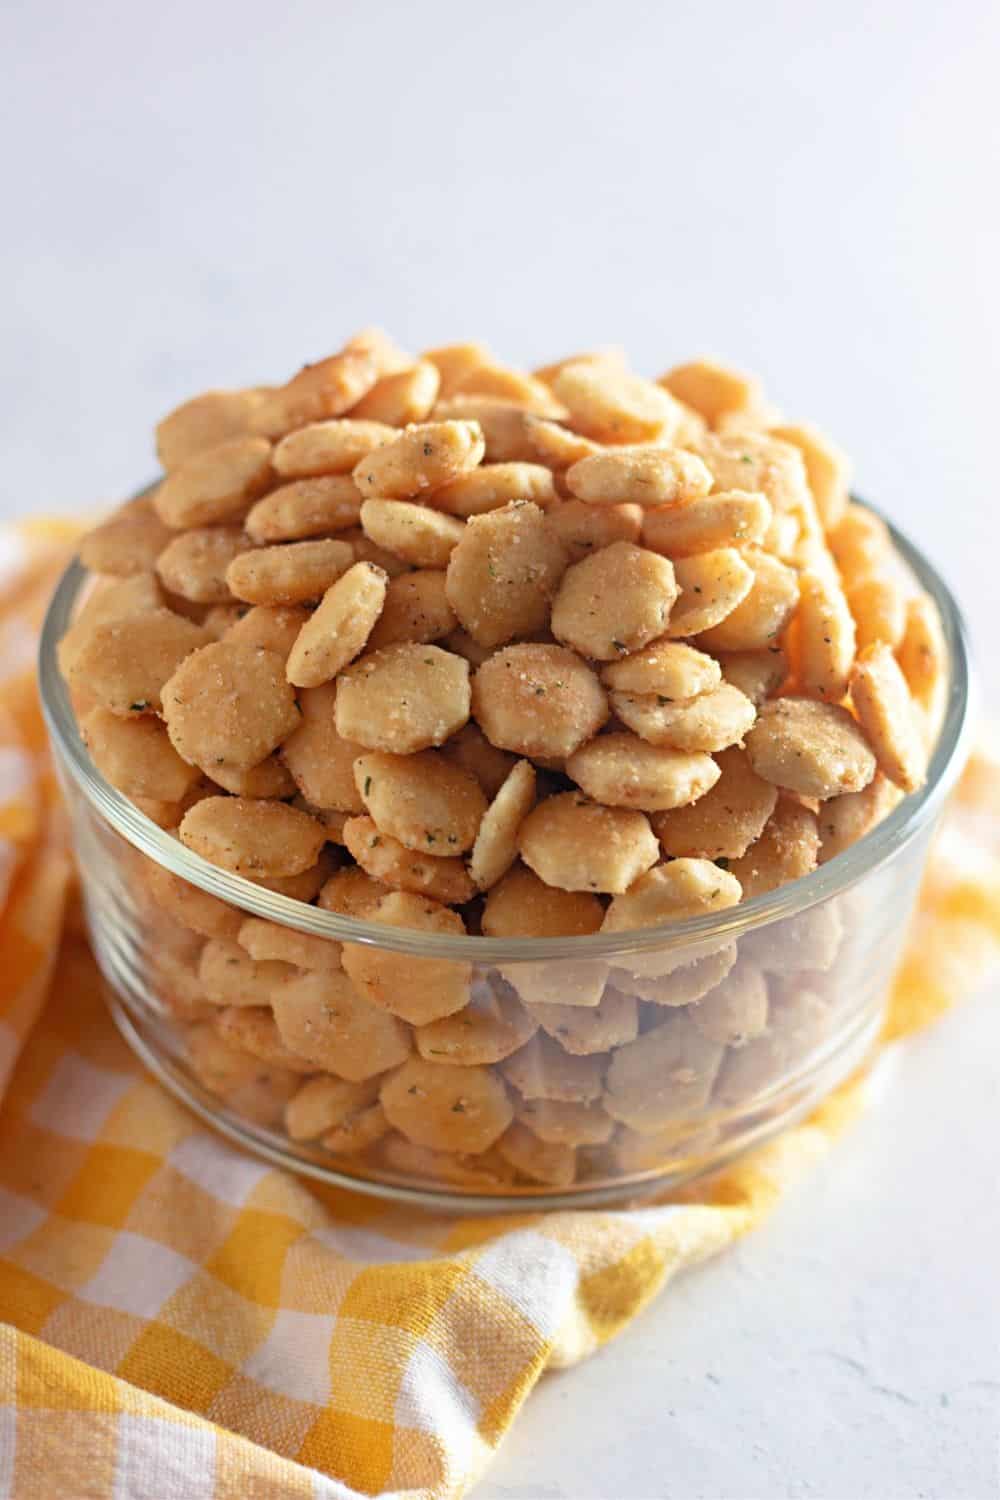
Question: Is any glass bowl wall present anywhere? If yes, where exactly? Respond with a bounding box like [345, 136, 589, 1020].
[38, 513, 972, 1211]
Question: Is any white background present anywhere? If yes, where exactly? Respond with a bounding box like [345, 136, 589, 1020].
[2, 2, 998, 1496]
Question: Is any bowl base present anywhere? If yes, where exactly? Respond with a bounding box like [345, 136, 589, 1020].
[105, 985, 883, 1215]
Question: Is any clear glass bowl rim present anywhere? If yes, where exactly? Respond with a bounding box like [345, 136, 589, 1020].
[38, 496, 975, 964]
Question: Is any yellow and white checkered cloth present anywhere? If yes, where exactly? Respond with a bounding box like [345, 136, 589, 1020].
[0, 526, 997, 1500]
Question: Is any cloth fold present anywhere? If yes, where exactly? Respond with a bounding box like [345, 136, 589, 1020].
[0, 530, 996, 1500]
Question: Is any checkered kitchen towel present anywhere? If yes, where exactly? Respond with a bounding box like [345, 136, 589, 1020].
[0, 526, 997, 1500]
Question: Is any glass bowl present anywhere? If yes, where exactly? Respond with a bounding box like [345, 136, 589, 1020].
[38, 504, 973, 1211]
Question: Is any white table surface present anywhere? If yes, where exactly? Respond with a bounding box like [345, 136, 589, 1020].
[2, 1, 998, 1495]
